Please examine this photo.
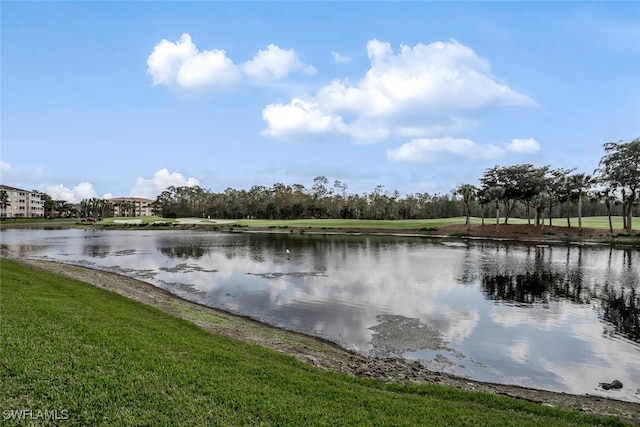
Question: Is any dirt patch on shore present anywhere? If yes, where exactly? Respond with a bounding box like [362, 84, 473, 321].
[10, 258, 640, 424]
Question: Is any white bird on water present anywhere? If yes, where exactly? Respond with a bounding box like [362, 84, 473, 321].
[285, 248, 290, 255]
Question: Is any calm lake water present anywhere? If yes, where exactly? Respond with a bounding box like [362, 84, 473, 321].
[2, 228, 639, 402]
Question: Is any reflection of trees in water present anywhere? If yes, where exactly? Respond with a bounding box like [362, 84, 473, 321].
[156, 234, 213, 259]
[599, 284, 640, 342]
[480, 246, 593, 305]
[599, 249, 640, 342]
[558, 246, 590, 304]
[230, 233, 396, 270]
[159, 245, 208, 259]
[83, 244, 112, 258]
[481, 270, 561, 304]
[479, 245, 639, 343]
[455, 246, 477, 285]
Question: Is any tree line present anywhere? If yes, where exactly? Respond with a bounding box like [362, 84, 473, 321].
[149, 138, 638, 231]
[24, 137, 637, 231]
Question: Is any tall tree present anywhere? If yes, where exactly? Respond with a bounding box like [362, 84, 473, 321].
[37, 192, 56, 218]
[531, 191, 550, 229]
[53, 200, 72, 218]
[593, 189, 616, 234]
[567, 173, 593, 233]
[311, 176, 330, 218]
[0, 190, 10, 219]
[597, 138, 640, 231]
[332, 180, 348, 218]
[546, 168, 575, 227]
[291, 184, 307, 219]
[455, 184, 477, 231]
[480, 164, 549, 224]
[485, 186, 505, 230]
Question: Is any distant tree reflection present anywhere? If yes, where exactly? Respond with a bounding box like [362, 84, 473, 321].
[481, 271, 558, 304]
[598, 249, 640, 342]
[159, 245, 207, 259]
[479, 245, 639, 343]
[599, 285, 640, 342]
[480, 246, 593, 305]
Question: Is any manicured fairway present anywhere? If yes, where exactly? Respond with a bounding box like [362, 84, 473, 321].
[236, 216, 638, 231]
[237, 217, 472, 229]
[2, 215, 637, 233]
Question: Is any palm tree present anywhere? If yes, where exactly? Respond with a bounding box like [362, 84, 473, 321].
[531, 192, 549, 230]
[558, 176, 576, 228]
[116, 201, 126, 217]
[0, 190, 10, 219]
[547, 168, 574, 227]
[597, 138, 640, 232]
[594, 188, 616, 234]
[568, 173, 593, 233]
[121, 201, 135, 217]
[455, 184, 477, 231]
[485, 186, 505, 231]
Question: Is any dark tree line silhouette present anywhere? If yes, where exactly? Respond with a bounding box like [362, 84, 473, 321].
[64, 138, 637, 229]
[148, 139, 638, 230]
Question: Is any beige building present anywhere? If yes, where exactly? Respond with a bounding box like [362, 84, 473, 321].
[109, 197, 154, 217]
[0, 185, 45, 218]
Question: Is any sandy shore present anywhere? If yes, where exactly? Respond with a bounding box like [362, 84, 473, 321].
[7, 257, 640, 423]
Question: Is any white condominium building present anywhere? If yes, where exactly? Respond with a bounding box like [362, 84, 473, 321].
[0, 185, 45, 218]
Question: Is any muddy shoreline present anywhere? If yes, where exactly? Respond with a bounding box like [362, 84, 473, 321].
[6, 257, 639, 423]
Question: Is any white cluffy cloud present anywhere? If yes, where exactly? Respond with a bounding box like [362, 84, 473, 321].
[243, 44, 316, 82]
[147, 33, 241, 91]
[505, 138, 541, 154]
[147, 34, 314, 91]
[45, 182, 97, 204]
[331, 51, 351, 63]
[387, 137, 541, 163]
[263, 38, 535, 143]
[386, 137, 505, 163]
[130, 168, 200, 199]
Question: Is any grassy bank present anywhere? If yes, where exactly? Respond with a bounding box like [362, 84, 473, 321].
[97, 215, 639, 232]
[2, 216, 638, 233]
[235, 216, 638, 231]
[0, 259, 629, 426]
[236, 217, 471, 230]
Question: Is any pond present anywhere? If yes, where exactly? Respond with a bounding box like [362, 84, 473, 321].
[1, 228, 639, 402]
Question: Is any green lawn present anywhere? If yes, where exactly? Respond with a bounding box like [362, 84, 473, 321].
[575, 216, 638, 231]
[236, 216, 638, 231]
[0, 258, 628, 426]
[236, 217, 472, 230]
[2, 215, 637, 232]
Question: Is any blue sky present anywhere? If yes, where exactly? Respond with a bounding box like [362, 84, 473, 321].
[2, 1, 639, 202]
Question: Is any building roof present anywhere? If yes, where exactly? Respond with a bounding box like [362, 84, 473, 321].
[108, 197, 154, 203]
[0, 184, 36, 193]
